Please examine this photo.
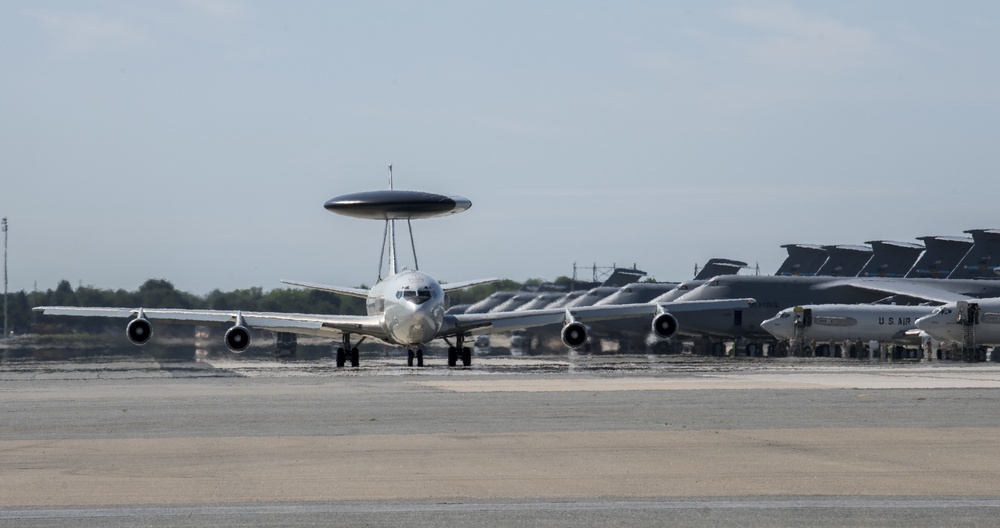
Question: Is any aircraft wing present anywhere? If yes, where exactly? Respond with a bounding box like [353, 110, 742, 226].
[34, 306, 389, 341]
[815, 279, 969, 304]
[439, 298, 755, 336]
[440, 278, 499, 292]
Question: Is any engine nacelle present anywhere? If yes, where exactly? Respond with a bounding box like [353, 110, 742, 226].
[225, 325, 252, 353]
[561, 321, 589, 349]
[651, 312, 679, 340]
[126, 317, 153, 346]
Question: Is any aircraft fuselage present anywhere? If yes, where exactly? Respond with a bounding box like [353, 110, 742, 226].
[368, 270, 447, 346]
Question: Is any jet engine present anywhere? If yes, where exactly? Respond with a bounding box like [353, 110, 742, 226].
[561, 321, 589, 349]
[126, 317, 153, 345]
[225, 325, 252, 353]
[651, 312, 679, 340]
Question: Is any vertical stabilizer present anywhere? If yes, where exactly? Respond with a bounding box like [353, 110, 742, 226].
[387, 164, 398, 275]
[816, 245, 872, 277]
[775, 244, 827, 276]
[858, 240, 924, 277]
[907, 236, 973, 278]
[948, 229, 1000, 279]
[388, 219, 398, 275]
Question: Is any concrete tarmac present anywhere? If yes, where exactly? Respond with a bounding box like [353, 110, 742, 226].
[3, 355, 1000, 526]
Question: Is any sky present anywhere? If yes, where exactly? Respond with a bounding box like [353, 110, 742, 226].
[2, 1, 999, 295]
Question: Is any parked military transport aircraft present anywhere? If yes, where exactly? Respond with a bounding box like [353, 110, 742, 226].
[35, 168, 751, 367]
[669, 274, 1000, 352]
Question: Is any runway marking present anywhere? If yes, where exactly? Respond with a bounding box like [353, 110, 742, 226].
[4, 498, 1000, 519]
[415, 371, 1000, 392]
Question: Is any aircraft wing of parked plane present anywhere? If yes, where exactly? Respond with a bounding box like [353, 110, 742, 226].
[813, 278, 973, 304]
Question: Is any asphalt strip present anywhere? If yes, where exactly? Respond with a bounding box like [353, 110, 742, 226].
[414, 371, 1000, 392]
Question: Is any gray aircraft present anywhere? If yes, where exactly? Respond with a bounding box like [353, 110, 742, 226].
[462, 291, 517, 314]
[514, 292, 566, 311]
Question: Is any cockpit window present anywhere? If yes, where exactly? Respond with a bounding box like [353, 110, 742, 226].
[709, 280, 720, 286]
[396, 288, 433, 305]
[780, 312, 791, 318]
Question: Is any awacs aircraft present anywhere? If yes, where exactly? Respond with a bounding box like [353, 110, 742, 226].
[35, 168, 751, 367]
[761, 304, 932, 344]
[915, 299, 1000, 345]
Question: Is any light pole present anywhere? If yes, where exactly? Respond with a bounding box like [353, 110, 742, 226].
[2, 217, 7, 339]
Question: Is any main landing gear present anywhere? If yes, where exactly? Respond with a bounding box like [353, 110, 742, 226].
[335, 334, 364, 368]
[447, 334, 472, 367]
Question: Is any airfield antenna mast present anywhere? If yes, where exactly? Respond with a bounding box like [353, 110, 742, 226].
[3, 217, 7, 339]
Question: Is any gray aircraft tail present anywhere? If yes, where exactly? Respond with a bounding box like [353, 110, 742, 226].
[857, 240, 924, 278]
[694, 258, 747, 280]
[815, 245, 873, 277]
[600, 267, 647, 287]
[775, 244, 828, 276]
[906, 235, 974, 278]
[947, 229, 1000, 279]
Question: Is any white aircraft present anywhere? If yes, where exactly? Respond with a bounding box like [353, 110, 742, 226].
[760, 304, 933, 344]
[915, 299, 1000, 345]
[36, 169, 753, 367]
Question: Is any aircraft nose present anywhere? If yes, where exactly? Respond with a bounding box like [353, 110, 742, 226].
[760, 316, 785, 338]
[914, 314, 935, 331]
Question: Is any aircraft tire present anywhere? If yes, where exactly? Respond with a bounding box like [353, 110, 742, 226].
[407, 349, 414, 367]
[745, 343, 759, 356]
[350, 347, 360, 367]
[448, 347, 457, 367]
[336, 347, 346, 368]
[417, 349, 424, 367]
[461, 347, 472, 367]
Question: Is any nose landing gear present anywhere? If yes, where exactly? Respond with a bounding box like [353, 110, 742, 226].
[407, 349, 424, 367]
